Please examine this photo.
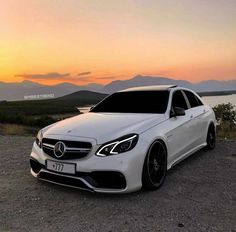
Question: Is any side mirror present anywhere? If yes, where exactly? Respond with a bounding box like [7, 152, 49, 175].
[170, 107, 185, 118]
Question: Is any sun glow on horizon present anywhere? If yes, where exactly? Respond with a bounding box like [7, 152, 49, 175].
[0, 0, 235, 85]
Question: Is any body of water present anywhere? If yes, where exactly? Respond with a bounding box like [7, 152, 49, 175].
[202, 94, 236, 107]
[77, 106, 92, 113]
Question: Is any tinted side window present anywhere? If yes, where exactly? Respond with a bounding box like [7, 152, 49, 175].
[184, 91, 202, 108]
[196, 96, 204, 106]
[172, 91, 188, 110]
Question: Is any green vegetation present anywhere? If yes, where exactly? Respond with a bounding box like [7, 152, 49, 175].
[213, 103, 236, 140]
[213, 103, 236, 124]
[0, 90, 107, 128]
[0, 123, 38, 135]
[0, 90, 107, 116]
[1, 92, 235, 140]
[0, 114, 57, 128]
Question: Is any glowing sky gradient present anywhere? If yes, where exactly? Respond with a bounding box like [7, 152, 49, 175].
[0, 0, 235, 85]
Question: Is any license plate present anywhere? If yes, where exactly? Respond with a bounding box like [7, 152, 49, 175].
[46, 160, 76, 174]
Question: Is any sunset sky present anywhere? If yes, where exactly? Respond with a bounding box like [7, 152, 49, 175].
[0, 0, 235, 85]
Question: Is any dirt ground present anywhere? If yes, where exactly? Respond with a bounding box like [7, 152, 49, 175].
[0, 136, 235, 232]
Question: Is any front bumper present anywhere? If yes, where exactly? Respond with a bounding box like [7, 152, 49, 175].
[30, 137, 149, 193]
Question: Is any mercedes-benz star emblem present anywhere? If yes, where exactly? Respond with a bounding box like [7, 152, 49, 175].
[54, 141, 66, 158]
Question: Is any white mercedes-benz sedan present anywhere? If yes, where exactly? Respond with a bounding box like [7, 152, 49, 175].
[30, 85, 216, 193]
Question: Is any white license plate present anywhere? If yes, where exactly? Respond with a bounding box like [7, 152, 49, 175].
[46, 160, 76, 174]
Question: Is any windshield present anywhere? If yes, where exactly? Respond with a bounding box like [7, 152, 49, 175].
[91, 90, 169, 113]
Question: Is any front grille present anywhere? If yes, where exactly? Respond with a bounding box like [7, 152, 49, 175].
[42, 138, 92, 160]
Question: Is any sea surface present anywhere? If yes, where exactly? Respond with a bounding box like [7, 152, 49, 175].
[202, 94, 236, 107]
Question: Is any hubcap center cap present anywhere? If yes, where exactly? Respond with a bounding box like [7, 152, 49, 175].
[153, 159, 160, 171]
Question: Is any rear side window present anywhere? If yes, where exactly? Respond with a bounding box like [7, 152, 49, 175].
[184, 90, 203, 108]
[172, 90, 188, 110]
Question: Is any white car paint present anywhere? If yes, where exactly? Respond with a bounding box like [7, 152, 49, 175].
[30, 85, 216, 193]
[43, 112, 166, 144]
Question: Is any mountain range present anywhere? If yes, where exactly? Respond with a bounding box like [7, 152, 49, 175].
[1, 75, 236, 101]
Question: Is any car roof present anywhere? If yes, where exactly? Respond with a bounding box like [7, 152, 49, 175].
[120, 85, 177, 92]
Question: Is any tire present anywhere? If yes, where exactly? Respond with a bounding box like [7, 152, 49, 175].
[142, 140, 167, 190]
[206, 123, 216, 150]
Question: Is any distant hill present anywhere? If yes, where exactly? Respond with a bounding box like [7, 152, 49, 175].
[57, 90, 107, 101]
[195, 80, 236, 92]
[0, 90, 107, 116]
[0, 76, 235, 101]
[102, 75, 236, 93]
[0, 80, 104, 101]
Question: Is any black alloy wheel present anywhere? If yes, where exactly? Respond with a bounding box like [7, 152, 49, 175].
[206, 124, 216, 150]
[142, 140, 167, 190]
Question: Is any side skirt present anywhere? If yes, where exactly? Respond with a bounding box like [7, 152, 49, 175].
[167, 143, 207, 170]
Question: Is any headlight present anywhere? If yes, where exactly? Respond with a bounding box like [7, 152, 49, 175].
[35, 130, 43, 148]
[96, 134, 138, 157]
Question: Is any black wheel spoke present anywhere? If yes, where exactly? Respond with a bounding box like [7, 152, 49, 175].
[151, 171, 158, 182]
[149, 166, 154, 174]
[157, 144, 162, 155]
[156, 148, 164, 162]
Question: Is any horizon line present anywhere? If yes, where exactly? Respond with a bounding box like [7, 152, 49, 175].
[1, 74, 236, 86]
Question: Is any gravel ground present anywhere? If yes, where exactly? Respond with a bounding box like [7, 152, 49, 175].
[0, 136, 235, 232]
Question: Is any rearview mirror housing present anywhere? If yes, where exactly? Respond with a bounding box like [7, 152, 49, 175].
[170, 107, 186, 118]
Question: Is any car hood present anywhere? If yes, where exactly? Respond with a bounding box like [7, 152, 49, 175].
[44, 112, 166, 144]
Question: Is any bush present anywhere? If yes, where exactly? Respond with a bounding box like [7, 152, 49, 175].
[34, 115, 57, 127]
[213, 103, 236, 124]
[0, 113, 57, 128]
[216, 121, 236, 139]
[213, 103, 236, 140]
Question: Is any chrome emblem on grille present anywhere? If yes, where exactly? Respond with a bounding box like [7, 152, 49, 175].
[54, 141, 66, 158]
